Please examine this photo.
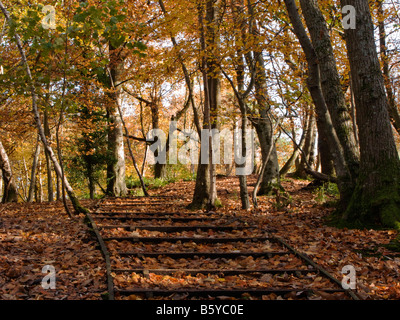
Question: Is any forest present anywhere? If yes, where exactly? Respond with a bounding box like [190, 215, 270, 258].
[0, 0, 400, 302]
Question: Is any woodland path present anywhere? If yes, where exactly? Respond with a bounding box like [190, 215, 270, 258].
[87, 192, 360, 300]
[2, 177, 399, 300]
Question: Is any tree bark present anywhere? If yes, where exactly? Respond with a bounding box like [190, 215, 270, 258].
[87, 161, 95, 200]
[44, 110, 54, 201]
[318, 127, 335, 176]
[0, 139, 18, 203]
[151, 97, 167, 179]
[235, 70, 251, 210]
[106, 44, 128, 197]
[231, 0, 250, 210]
[377, 0, 400, 135]
[246, 0, 280, 195]
[190, 0, 220, 209]
[206, 0, 220, 210]
[299, 0, 360, 182]
[294, 108, 316, 178]
[27, 136, 41, 203]
[340, 0, 400, 228]
[37, 160, 43, 203]
[283, 0, 353, 207]
[252, 51, 281, 195]
[22, 157, 29, 201]
[56, 174, 61, 201]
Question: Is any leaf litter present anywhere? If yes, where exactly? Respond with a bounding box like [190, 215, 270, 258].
[1, 176, 399, 300]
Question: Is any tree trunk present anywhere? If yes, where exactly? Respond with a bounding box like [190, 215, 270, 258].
[284, 0, 353, 208]
[244, 0, 280, 195]
[377, 0, 400, 135]
[206, 0, 220, 210]
[38, 160, 43, 203]
[87, 163, 95, 200]
[0, 139, 18, 203]
[27, 137, 41, 202]
[190, 0, 220, 209]
[349, 74, 360, 148]
[299, 0, 360, 182]
[151, 99, 167, 179]
[252, 52, 280, 195]
[318, 128, 335, 176]
[231, 0, 250, 210]
[106, 44, 128, 197]
[22, 157, 29, 201]
[154, 159, 167, 179]
[44, 111, 54, 202]
[308, 119, 318, 168]
[56, 174, 61, 201]
[294, 108, 316, 178]
[340, 0, 400, 228]
[237, 62, 251, 210]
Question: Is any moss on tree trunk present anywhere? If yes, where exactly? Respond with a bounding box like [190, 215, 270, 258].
[342, 158, 400, 230]
[68, 190, 90, 215]
[339, 0, 400, 231]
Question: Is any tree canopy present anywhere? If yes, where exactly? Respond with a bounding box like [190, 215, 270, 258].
[0, 0, 400, 230]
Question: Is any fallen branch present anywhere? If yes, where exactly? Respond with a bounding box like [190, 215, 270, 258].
[123, 134, 149, 144]
[305, 168, 338, 183]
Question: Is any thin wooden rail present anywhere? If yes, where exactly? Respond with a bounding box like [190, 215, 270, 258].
[118, 251, 289, 258]
[104, 236, 275, 244]
[84, 200, 115, 300]
[112, 268, 314, 276]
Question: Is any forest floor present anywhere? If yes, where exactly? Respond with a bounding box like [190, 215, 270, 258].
[0, 176, 399, 300]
